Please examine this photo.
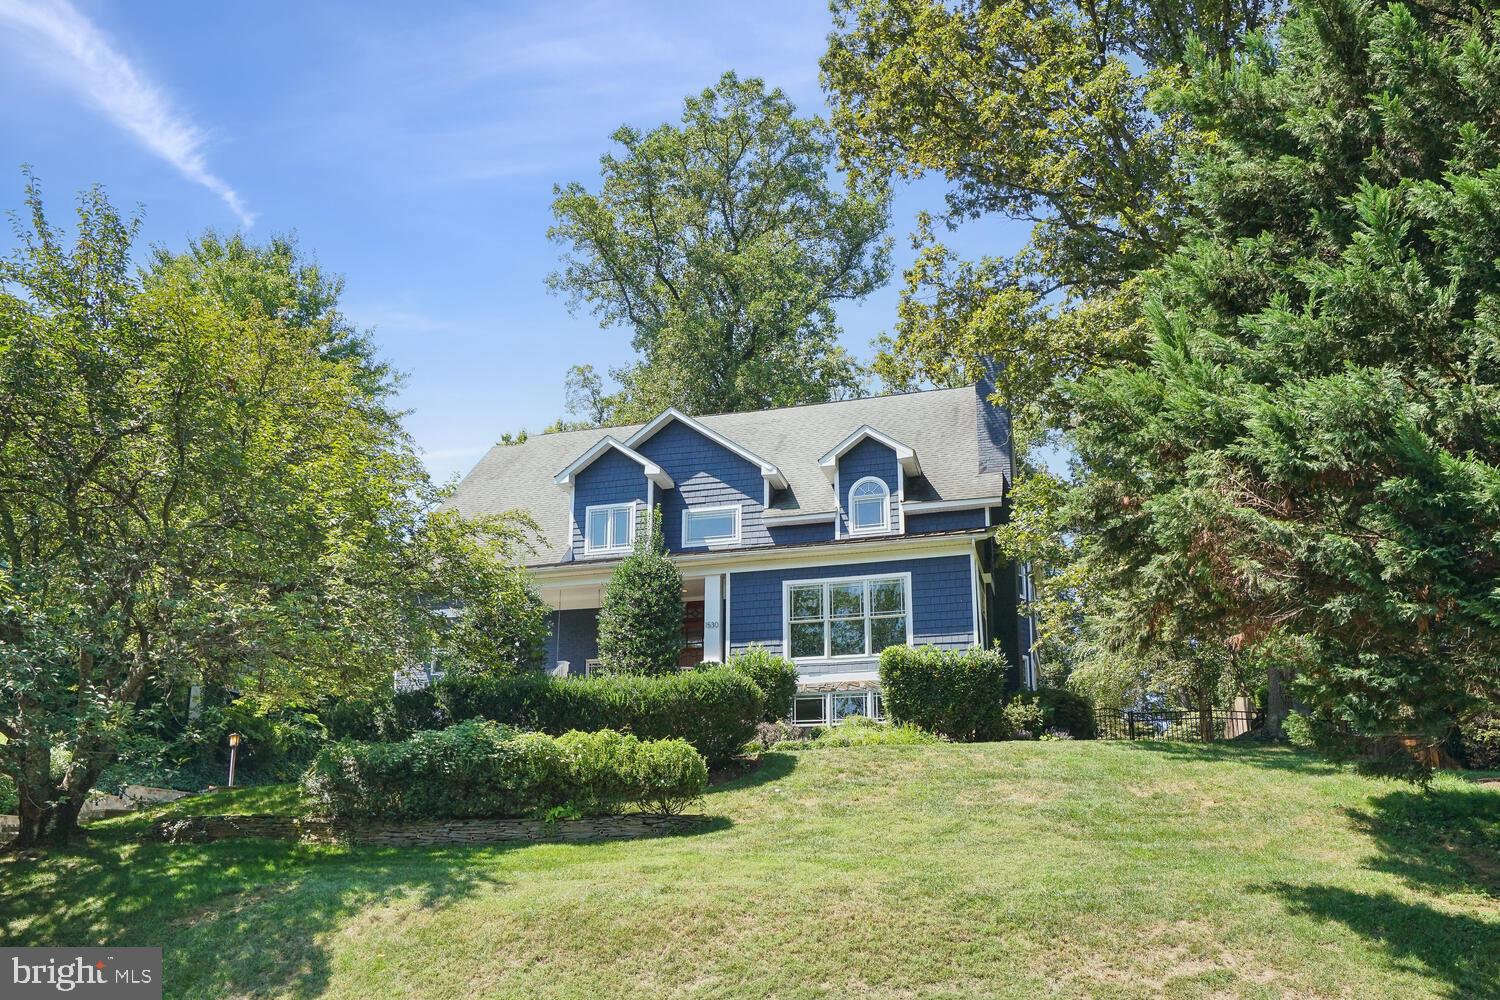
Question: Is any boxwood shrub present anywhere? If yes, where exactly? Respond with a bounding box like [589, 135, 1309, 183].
[436, 666, 761, 766]
[1037, 686, 1097, 739]
[878, 645, 1012, 741]
[303, 721, 707, 822]
[724, 646, 798, 722]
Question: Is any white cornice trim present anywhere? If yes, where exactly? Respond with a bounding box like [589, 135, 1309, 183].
[553, 436, 675, 489]
[817, 425, 921, 481]
[902, 494, 1006, 514]
[762, 510, 838, 526]
[527, 531, 986, 587]
[625, 407, 787, 490]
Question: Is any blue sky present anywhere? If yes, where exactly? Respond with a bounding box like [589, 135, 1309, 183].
[0, 0, 1027, 483]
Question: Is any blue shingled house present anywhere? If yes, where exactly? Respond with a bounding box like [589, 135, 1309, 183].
[445, 375, 1037, 724]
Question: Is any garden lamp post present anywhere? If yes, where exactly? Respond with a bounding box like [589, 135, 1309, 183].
[227, 732, 241, 787]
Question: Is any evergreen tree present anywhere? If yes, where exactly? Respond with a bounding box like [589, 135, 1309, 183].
[596, 509, 685, 675]
[1071, 1, 1500, 778]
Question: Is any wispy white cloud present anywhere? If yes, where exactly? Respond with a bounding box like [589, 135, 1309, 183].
[0, 0, 253, 225]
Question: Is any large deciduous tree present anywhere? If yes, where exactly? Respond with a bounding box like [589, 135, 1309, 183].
[821, 0, 1282, 431]
[1070, 1, 1500, 777]
[547, 71, 891, 422]
[0, 179, 542, 845]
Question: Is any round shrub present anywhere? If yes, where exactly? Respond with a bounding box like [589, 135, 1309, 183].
[1037, 687, 1097, 740]
[631, 738, 708, 816]
[556, 729, 642, 815]
[725, 646, 798, 722]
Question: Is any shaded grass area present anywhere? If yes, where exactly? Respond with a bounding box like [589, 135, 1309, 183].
[3, 742, 1496, 999]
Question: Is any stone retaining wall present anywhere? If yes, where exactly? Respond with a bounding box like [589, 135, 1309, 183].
[149, 813, 703, 847]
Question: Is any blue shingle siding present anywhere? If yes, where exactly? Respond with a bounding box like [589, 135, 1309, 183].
[548, 608, 599, 673]
[837, 438, 899, 535]
[907, 509, 985, 533]
[727, 554, 975, 657]
[635, 419, 771, 552]
[767, 521, 834, 546]
[570, 448, 648, 558]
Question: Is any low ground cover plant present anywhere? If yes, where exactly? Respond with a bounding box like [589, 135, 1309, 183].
[771, 716, 942, 751]
[302, 721, 706, 822]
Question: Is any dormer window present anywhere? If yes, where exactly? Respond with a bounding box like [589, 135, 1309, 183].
[848, 477, 890, 534]
[584, 502, 635, 555]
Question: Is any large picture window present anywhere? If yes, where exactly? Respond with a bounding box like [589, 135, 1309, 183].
[584, 502, 635, 555]
[786, 574, 909, 661]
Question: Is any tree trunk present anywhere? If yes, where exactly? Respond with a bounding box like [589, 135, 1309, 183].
[1265, 664, 1288, 740]
[1198, 691, 1215, 742]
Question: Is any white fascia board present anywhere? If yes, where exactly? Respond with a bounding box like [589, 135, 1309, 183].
[901, 494, 1007, 514]
[527, 531, 986, 588]
[817, 425, 921, 480]
[553, 436, 675, 489]
[625, 407, 787, 490]
[762, 510, 838, 526]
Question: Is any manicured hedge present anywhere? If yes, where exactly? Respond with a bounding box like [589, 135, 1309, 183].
[878, 645, 1012, 741]
[302, 721, 707, 822]
[725, 646, 798, 722]
[435, 667, 762, 766]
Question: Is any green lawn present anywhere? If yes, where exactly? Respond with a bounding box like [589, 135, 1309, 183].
[2, 742, 1496, 999]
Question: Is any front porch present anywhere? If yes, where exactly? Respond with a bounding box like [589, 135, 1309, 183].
[540, 573, 729, 676]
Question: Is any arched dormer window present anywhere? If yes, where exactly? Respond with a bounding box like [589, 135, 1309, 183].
[848, 476, 891, 534]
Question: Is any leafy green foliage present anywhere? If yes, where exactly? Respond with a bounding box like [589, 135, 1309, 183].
[435, 667, 762, 767]
[775, 715, 942, 750]
[596, 509, 685, 675]
[724, 646, 798, 722]
[879, 645, 1012, 741]
[1070, 2, 1500, 777]
[1035, 687, 1097, 740]
[548, 71, 890, 421]
[301, 722, 706, 822]
[0, 178, 543, 845]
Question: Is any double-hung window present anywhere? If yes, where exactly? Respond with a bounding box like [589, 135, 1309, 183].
[787, 575, 909, 661]
[584, 502, 635, 555]
[681, 503, 741, 548]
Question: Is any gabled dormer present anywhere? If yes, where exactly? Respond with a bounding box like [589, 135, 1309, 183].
[625, 408, 786, 552]
[818, 426, 921, 538]
[554, 437, 674, 559]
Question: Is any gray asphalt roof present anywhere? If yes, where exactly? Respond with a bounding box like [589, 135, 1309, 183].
[444, 384, 1010, 565]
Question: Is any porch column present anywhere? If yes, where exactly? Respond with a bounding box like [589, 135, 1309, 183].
[702, 573, 725, 662]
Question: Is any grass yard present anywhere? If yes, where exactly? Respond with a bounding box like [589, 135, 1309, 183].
[2, 742, 1496, 999]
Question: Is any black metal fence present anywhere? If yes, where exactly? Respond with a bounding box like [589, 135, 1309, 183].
[1095, 707, 1264, 742]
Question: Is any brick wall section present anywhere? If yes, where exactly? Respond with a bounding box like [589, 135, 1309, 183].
[571, 448, 648, 559]
[149, 813, 704, 847]
[727, 553, 975, 659]
[906, 509, 985, 533]
[635, 420, 770, 552]
[836, 437, 898, 535]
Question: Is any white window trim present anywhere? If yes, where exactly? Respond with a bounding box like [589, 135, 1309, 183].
[782, 571, 913, 664]
[846, 476, 892, 535]
[680, 503, 742, 549]
[582, 501, 636, 556]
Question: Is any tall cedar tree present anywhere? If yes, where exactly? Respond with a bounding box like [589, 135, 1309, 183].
[548, 72, 890, 423]
[596, 509, 685, 675]
[1070, 0, 1500, 778]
